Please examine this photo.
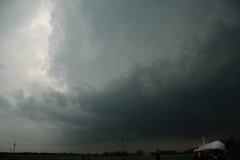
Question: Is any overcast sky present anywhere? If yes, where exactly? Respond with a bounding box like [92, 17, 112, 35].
[0, 0, 240, 153]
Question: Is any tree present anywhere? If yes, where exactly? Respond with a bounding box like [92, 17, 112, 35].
[136, 149, 144, 156]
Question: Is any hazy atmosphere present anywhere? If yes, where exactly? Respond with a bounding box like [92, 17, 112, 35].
[0, 0, 240, 153]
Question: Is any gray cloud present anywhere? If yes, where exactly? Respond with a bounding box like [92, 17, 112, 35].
[0, 0, 39, 34]
[0, 96, 9, 109]
[1, 0, 240, 152]
[49, 0, 240, 144]
[50, 0, 204, 88]
[16, 20, 240, 148]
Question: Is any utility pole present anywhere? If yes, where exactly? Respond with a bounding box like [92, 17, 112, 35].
[13, 142, 16, 153]
[121, 136, 124, 152]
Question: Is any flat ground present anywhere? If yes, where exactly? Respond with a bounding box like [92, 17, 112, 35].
[0, 154, 239, 160]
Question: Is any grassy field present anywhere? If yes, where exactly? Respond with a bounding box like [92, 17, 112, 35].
[94, 154, 194, 160]
[0, 154, 193, 160]
[0, 154, 239, 160]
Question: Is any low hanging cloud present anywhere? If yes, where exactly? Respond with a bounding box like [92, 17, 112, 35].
[15, 18, 240, 146]
[1, 0, 240, 152]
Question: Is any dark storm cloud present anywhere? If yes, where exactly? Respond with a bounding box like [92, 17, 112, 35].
[17, 20, 240, 145]
[15, 88, 95, 128]
[51, 0, 204, 87]
[70, 22, 240, 142]
[57, 0, 240, 143]
[10, 0, 240, 149]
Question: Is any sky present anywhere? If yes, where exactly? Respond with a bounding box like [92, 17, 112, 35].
[0, 0, 240, 153]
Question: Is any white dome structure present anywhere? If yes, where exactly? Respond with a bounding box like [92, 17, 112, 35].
[194, 141, 226, 152]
